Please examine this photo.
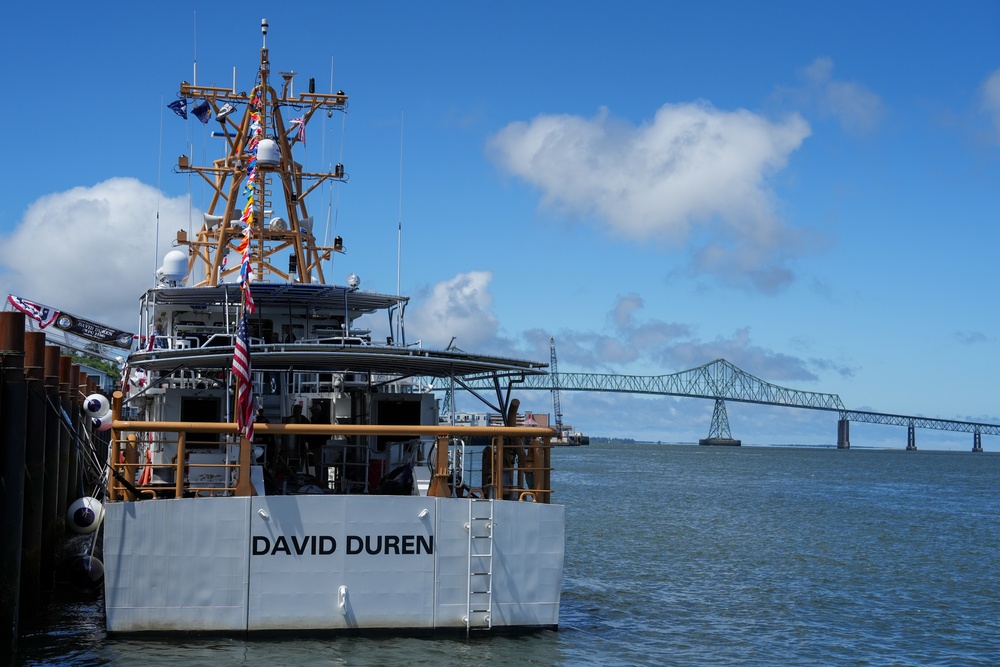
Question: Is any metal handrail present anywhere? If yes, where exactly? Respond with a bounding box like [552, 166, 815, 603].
[107, 390, 556, 503]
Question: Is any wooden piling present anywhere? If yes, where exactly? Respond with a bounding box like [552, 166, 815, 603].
[0, 312, 27, 656]
[41, 345, 63, 589]
[57, 357, 72, 537]
[66, 363, 81, 503]
[19, 332, 47, 630]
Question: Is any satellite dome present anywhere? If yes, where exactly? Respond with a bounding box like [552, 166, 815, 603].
[257, 139, 280, 166]
[162, 250, 188, 281]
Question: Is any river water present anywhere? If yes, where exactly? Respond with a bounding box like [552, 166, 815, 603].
[13, 443, 1000, 666]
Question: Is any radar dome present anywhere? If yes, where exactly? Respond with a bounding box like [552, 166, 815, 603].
[162, 250, 188, 281]
[257, 139, 280, 166]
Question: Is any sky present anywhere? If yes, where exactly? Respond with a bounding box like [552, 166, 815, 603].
[2, 1, 1000, 450]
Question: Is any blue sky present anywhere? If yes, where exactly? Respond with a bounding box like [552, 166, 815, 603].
[2, 1, 1000, 450]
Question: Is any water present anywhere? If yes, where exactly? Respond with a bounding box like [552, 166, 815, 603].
[13, 444, 1000, 666]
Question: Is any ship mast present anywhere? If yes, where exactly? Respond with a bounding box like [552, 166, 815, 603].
[173, 18, 349, 287]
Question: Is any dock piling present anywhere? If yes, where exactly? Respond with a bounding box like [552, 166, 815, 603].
[0, 312, 27, 656]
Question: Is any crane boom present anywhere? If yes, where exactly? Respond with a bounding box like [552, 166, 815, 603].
[549, 336, 564, 441]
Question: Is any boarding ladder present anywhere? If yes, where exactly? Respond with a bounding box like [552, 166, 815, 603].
[465, 498, 494, 635]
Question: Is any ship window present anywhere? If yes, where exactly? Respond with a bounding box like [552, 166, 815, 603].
[373, 399, 421, 449]
[181, 396, 222, 445]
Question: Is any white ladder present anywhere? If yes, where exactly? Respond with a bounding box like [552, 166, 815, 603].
[465, 498, 494, 635]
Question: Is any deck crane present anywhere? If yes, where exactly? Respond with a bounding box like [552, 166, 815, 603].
[549, 336, 564, 441]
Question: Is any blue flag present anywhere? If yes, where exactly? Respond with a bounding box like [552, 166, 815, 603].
[168, 99, 188, 120]
[192, 101, 211, 124]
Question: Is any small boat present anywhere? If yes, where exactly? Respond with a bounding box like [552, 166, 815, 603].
[99, 18, 563, 636]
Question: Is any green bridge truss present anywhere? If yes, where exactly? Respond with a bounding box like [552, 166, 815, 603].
[429, 358, 1000, 438]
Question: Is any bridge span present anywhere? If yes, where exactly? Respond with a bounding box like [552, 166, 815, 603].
[429, 358, 996, 451]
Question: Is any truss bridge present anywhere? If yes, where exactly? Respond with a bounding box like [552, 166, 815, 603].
[434, 358, 997, 452]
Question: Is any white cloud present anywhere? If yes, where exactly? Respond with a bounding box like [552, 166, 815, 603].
[406, 270, 499, 348]
[488, 102, 811, 291]
[981, 68, 1000, 143]
[0, 178, 190, 330]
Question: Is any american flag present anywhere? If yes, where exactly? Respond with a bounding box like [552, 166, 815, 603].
[232, 309, 255, 442]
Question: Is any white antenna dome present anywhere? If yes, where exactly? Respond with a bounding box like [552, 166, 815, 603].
[257, 139, 279, 166]
[161, 250, 189, 281]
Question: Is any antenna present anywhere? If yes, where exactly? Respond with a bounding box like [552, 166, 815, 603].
[261, 17, 268, 47]
[397, 110, 403, 297]
[155, 97, 164, 287]
[192, 12, 197, 85]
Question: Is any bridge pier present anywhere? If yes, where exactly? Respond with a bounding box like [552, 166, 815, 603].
[973, 430, 983, 453]
[837, 419, 850, 449]
[699, 399, 741, 446]
[906, 424, 917, 451]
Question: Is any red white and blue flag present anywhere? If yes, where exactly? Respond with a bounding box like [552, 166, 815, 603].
[6, 294, 59, 328]
[232, 309, 254, 442]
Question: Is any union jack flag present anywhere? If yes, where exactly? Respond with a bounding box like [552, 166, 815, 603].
[232, 309, 254, 442]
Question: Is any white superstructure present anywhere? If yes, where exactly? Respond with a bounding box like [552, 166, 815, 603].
[101, 18, 562, 636]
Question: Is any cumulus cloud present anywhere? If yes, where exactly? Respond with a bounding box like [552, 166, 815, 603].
[0, 178, 190, 330]
[797, 57, 885, 135]
[406, 270, 499, 348]
[550, 293, 691, 370]
[488, 102, 811, 291]
[981, 68, 1000, 143]
[662, 326, 819, 382]
[551, 294, 853, 385]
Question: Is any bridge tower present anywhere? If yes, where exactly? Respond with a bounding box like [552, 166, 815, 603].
[699, 399, 741, 446]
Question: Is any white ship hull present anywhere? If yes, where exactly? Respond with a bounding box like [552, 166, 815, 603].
[103, 495, 563, 634]
[99, 18, 564, 637]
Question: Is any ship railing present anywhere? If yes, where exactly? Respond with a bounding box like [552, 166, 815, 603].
[153, 333, 268, 350]
[111, 431, 243, 499]
[105, 390, 556, 503]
